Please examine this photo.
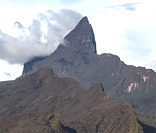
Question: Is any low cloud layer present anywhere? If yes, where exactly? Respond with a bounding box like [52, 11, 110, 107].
[0, 9, 82, 64]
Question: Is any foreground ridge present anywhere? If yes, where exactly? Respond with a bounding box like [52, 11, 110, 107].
[0, 68, 148, 133]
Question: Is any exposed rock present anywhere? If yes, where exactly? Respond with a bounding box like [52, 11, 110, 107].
[49, 114, 77, 133]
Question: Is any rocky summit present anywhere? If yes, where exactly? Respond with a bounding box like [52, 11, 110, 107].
[22, 16, 156, 115]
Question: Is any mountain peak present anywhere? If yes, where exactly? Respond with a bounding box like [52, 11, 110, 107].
[62, 16, 97, 54]
[76, 16, 89, 26]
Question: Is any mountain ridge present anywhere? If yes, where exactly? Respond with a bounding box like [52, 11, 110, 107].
[22, 16, 156, 114]
[0, 67, 147, 133]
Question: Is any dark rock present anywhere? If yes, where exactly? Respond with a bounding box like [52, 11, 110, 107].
[22, 56, 47, 76]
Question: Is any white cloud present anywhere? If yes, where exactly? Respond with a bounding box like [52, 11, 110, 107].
[0, 9, 82, 64]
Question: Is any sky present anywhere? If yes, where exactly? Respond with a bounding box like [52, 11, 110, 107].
[0, 0, 156, 81]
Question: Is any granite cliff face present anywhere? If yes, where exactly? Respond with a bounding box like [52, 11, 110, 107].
[0, 68, 146, 133]
[22, 17, 156, 114]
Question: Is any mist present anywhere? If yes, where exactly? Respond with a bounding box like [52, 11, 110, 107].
[0, 9, 82, 64]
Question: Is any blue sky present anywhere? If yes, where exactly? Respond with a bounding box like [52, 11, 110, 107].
[0, 0, 156, 81]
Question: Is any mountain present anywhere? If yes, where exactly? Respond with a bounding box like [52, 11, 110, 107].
[0, 68, 148, 133]
[22, 16, 156, 114]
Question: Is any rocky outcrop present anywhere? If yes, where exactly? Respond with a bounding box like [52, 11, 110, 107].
[49, 114, 77, 133]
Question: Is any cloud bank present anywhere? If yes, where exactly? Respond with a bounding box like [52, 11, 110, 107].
[0, 9, 82, 64]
